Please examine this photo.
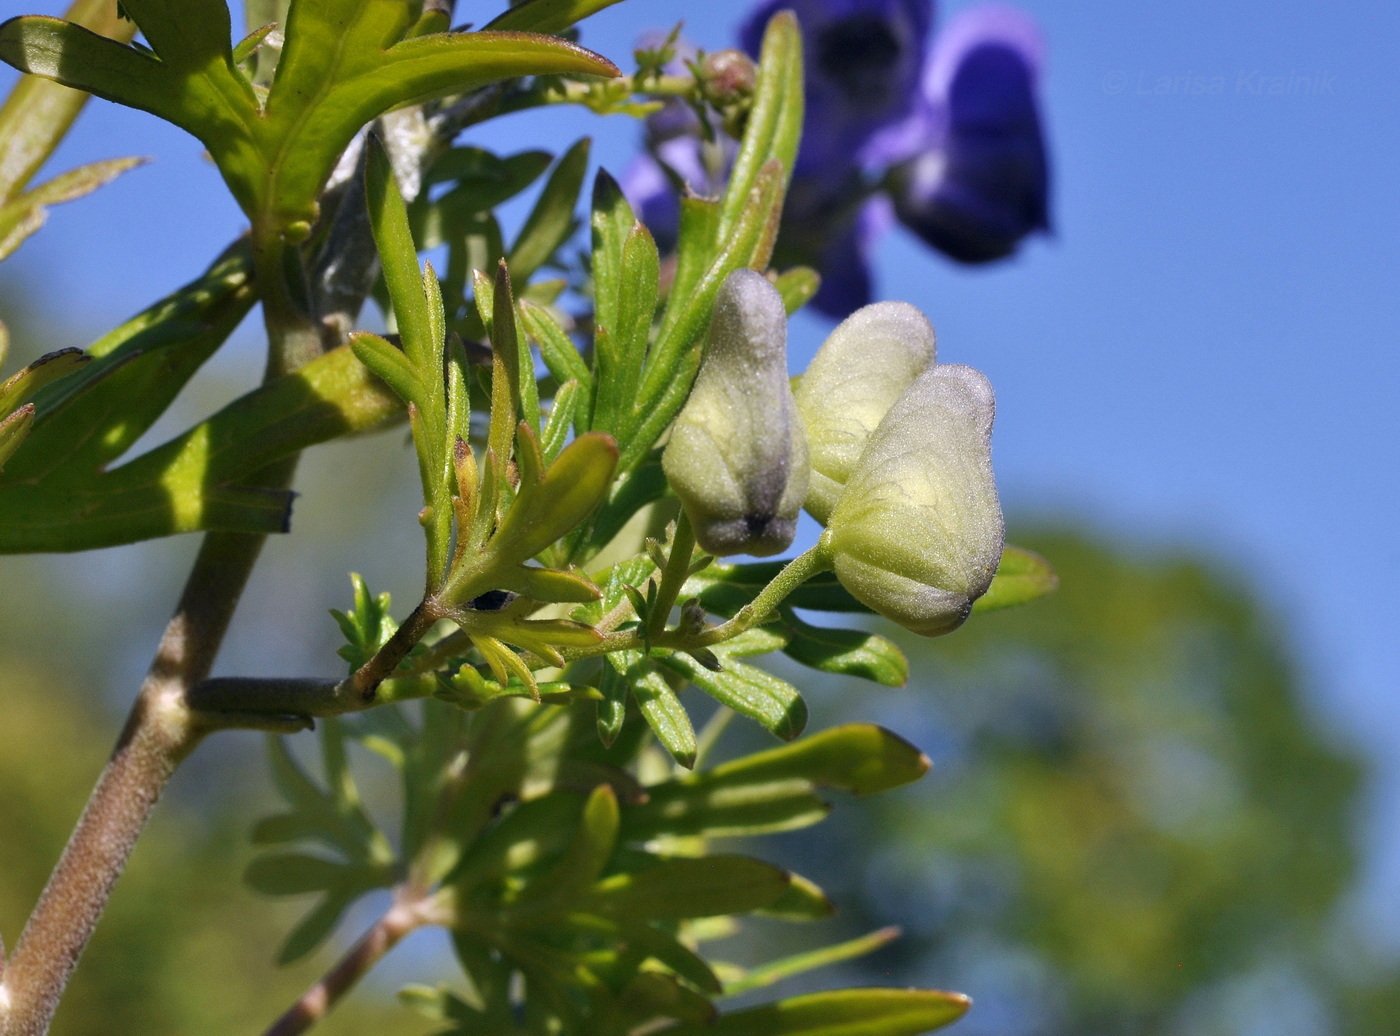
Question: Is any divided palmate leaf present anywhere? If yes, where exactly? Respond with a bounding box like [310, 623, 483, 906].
[0, 0, 619, 238]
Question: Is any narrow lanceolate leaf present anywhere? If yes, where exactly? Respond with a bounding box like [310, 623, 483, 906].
[486, 0, 630, 34]
[596, 662, 629, 748]
[523, 301, 592, 403]
[723, 928, 900, 995]
[621, 725, 926, 842]
[509, 138, 591, 284]
[349, 332, 421, 405]
[706, 725, 929, 797]
[716, 11, 802, 242]
[0, 403, 34, 471]
[616, 653, 696, 769]
[0, 156, 145, 262]
[660, 653, 807, 742]
[773, 266, 821, 314]
[777, 608, 908, 687]
[0, 0, 134, 203]
[758, 872, 834, 920]
[0, 343, 399, 552]
[366, 137, 434, 369]
[593, 221, 659, 441]
[3, 247, 254, 486]
[586, 855, 790, 920]
[488, 432, 618, 563]
[619, 768, 831, 842]
[657, 988, 970, 1036]
[0, 347, 89, 416]
[972, 544, 1059, 612]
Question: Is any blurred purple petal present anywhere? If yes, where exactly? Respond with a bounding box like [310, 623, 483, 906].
[620, 152, 680, 251]
[620, 136, 730, 253]
[810, 198, 893, 317]
[890, 5, 1050, 262]
[741, 0, 934, 181]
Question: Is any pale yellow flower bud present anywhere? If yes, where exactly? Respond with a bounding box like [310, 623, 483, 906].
[793, 301, 936, 523]
[825, 363, 1004, 636]
[663, 269, 810, 557]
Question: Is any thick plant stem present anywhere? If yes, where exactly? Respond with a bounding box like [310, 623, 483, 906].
[0, 527, 272, 1036]
[262, 897, 432, 1036]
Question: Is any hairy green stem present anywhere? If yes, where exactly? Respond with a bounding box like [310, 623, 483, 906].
[684, 538, 834, 647]
[646, 512, 697, 641]
[492, 73, 705, 120]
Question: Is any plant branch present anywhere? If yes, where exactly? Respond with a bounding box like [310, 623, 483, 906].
[682, 539, 834, 647]
[261, 893, 441, 1036]
[646, 512, 697, 642]
[0, 523, 277, 1036]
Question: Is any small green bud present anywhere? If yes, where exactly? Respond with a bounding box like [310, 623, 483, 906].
[794, 301, 935, 523]
[663, 269, 810, 557]
[826, 363, 1004, 636]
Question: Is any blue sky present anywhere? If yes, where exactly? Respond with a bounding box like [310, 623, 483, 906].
[4, 0, 1399, 946]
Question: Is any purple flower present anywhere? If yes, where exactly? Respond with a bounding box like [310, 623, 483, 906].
[621, 2, 1051, 318]
[887, 5, 1050, 262]
[739, 0, 934, 180]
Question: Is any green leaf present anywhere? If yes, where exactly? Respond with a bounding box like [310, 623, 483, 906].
[277, 889, 358, 965]
[716, 12, 802, 245]
[594, 220, 659, 441]
[621, 776, 830, 842]
[708, 725, 929, 797]
[540, 379, 580, 462]
[509, 138, 590, 284]
[0, 5, 619, 241]
[8, 252, 254, 483]
[757, 872, 835, 921]
[594, 655, 630, 749]
[486, 0, 629, 34]
[659, 653, 807, 742]
[0, 0, 133, 204]
[626, 657, 696, 769]
[0, 404, 34, 472]
[517, 784, 619, 908]
[772, 267, 820, 315]
[723, 928, 899, 996]
[777, 608, 908, 687]
[0, 156, 144, 261]
[245, 852, 366, 896]
[618, 974, 717, 1030]
[586, 854, 790, 920]
[522, 301, 592, 414]
[972, 544, 1059, 613]
[366, 137, 435, 371]
[658, 989, 970, 1036]
[621, 923, 722, 995]
[0, 347, 89, 417]
[349, 332, 420, 404]
[487, 431, 618, 564]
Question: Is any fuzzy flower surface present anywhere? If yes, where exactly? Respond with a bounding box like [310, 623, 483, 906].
[825, 362, 1004, 635]
[662, 269, 810, 558]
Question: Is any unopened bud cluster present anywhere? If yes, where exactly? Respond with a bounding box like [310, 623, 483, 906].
[665, 269, 1004, 635]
